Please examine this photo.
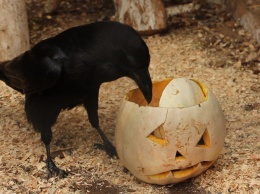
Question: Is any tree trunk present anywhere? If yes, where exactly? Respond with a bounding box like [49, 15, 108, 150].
[206, 0, 260, 45]
[0, 0, 30, 61]
[113, 0, 167, 35]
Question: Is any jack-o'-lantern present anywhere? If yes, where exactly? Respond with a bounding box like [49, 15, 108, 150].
[115, 78, 226, 185]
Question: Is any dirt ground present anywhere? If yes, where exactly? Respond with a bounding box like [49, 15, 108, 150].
[0, 0, 259, 193]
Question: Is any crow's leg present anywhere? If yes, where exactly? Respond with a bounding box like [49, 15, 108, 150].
[84, 103, 117, 157]
[83, 93, 117, 157]
[41, 128, 68, 178]
[92, 126, 117, 157]
[25, 96, 67, 178]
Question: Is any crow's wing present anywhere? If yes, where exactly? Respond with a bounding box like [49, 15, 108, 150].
[2, 46, 65, 94]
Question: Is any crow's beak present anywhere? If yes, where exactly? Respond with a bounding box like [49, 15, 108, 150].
[131, 69, 152, 104]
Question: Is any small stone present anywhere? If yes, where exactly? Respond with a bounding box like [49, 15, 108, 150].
[45, 15, 52, 20]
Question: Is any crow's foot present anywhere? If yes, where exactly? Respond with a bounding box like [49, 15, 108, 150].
[94, 142, 118, 158]
[47, 159, 68, 179]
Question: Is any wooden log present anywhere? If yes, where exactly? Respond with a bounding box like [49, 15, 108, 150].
[226, 0, 260, 45]
[0, 0, 30, 61]
[166, 2, 201, 18]
[206, 0, 260, 45]
[113, 0, 167, 35]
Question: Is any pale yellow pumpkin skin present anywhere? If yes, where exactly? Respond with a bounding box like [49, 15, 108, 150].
[115, 78, 226, 185]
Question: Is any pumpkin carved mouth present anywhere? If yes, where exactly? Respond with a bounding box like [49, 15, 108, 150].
[147, 161, 214, 181]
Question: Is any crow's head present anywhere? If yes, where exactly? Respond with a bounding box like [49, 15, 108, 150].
[95, 49, 152, 104]
[119, 43, 152, 104]
[125, 62, 152, 104]
[88, 22, 153, 104]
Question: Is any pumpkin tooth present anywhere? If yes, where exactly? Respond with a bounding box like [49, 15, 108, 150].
[172, 164, 199, 178]
[147, 171, 171, 180]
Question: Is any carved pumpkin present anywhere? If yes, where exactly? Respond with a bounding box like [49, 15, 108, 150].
[115, 78, 226, 185]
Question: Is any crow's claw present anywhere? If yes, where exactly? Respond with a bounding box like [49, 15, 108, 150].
[94, 143, 118, 158]
[47, 168, 68, 179]
[47, 159, 68, 179]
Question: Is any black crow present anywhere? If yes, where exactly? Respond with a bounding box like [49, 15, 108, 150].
[0, 21, 152, 178]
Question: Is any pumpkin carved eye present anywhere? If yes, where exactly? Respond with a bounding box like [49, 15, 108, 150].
[115, 78, 226, 185]
[147, 124, 166, 145]
[196, 128, 210, 148]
